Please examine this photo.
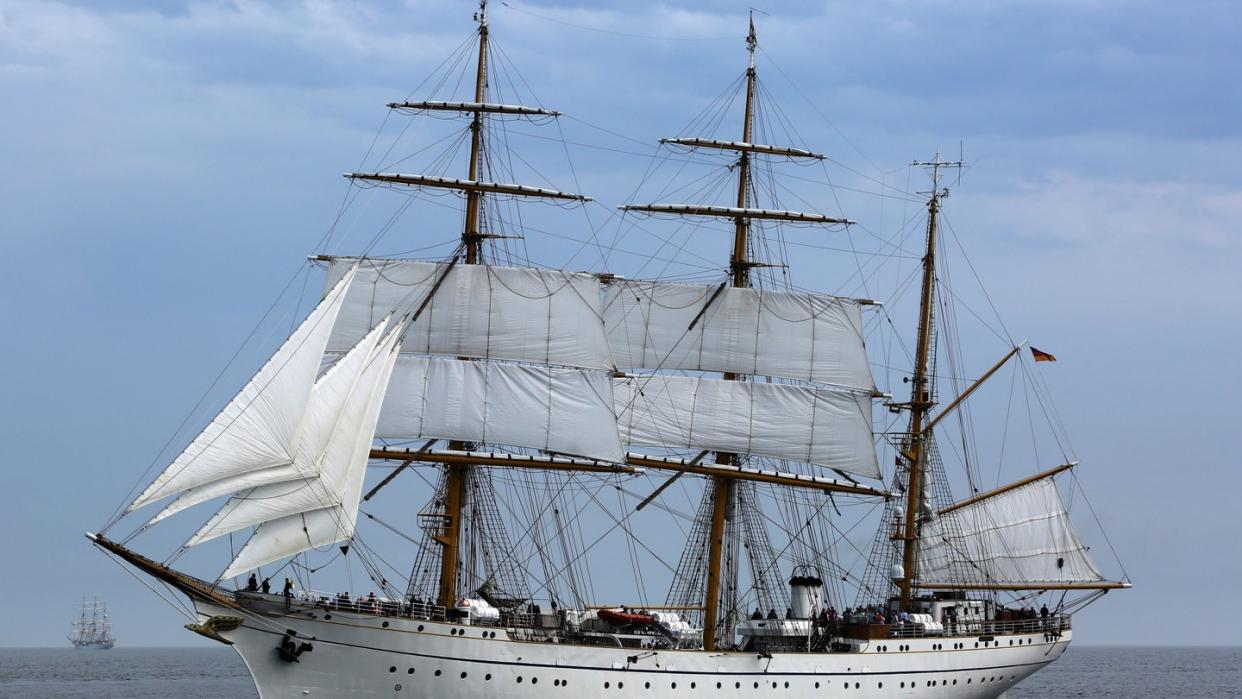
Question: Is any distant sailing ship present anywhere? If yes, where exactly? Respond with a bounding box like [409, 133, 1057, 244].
[91, 3, 1129, 697]
[69, 598, 115, 650]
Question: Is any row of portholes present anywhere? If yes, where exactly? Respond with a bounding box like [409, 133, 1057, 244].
[386, 666, 564, 687]
[386, 664, 1020, 692]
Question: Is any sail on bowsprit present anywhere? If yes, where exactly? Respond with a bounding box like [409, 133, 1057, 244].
[91, 4, 1129, 696]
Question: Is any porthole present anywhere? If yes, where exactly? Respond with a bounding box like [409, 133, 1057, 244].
[671, 682, 677, 689]
[485, 674, 492, 681]
[855, 682, 860, 689]
[406, 668, 413, 675]
[434, 670, 442, 677]
[735, 682, 741, 689]
[554, 679, 560, 687]
[691, 682, 696, 688]
[531, 677, 538, 685]
[901, 682, 905, 688]
[417, 625, 424, 632]
[754, 682, 759, 689]
[382, 621, 390, 628]
[388, 666, 396, 673]
[603, 681, 609, 689]
[815, 682, 820, 689]
[618, 682, 624, 688]
[460, 672, 468, 679]
[717, 682, 722, 689]
[784, 681, 789, 688]
[878, 682, 883, 688]
[325, 614, 332, 620]
[393, 684, 401, 692]
[645, 682, 651, 689]
[517, 676, 523, 683]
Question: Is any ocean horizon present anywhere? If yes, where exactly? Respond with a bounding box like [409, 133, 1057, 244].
[0, 645, 1237, 698]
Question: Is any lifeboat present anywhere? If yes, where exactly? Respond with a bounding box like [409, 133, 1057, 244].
[597, 609, 654, 627]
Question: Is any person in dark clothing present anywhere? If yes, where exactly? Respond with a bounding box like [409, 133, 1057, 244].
[751, 609, 762, 620]
[766, 608, 778, 620]
[246, 573, 258, 592]
[261, 578, 271, 594]
[1040, 604, 1049, 619]
[283, 578, 294, 597]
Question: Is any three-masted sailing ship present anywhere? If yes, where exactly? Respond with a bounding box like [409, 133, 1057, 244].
[91, 3, 1128, 696]
[69, 598, 116, 650]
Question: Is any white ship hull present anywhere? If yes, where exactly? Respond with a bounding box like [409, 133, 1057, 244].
[200, 599, 1070, 698]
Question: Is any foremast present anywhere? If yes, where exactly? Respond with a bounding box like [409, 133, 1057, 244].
[348, 0, 589, 611]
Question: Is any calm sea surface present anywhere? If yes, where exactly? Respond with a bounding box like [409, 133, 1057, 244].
[0, 646, 1237, 698]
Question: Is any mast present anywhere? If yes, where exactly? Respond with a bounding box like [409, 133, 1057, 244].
[702, 15, 759, 651]
[897, 153, 962, 610]
[438, 0, 490, 611]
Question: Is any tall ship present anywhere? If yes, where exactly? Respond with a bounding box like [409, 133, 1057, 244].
[69, 598, 116, 650]
[91, 3, 1129, 696]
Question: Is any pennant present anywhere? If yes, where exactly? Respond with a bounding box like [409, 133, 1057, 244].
[1030, 347, 1057, 362]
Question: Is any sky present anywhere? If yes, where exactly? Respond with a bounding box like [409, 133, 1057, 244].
[1, 0, 1239, 650]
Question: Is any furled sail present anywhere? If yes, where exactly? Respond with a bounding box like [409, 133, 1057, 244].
[127, 265, 358, 512]
[189, 318, 402, 578]
[323, 257, 614, 370]
[916, 478, 1106, 585]
[614, 375, 880, 478]
[604, 280, 874, 389]
[376, 356, 625, 464]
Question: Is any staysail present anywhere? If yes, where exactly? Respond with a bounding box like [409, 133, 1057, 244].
[916, 477, 1106, 585]
[192, 318, 404, 578]
[127, 265, 358, 512]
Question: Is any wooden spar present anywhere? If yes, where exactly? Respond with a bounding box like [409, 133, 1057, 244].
[937, 462, 1077, 516]
[898, 155, 963, 611]
[915, 581, 1131, 591]
[87, 533, 240, 610]
[635, 451, 708, 512]
[344, 173, 590, 201]
[703, 18, 759, 652]
[363, 439, 437, 502]
[388, 101, 561, 117]
[619, 204, 849, 225]
[659, 137, 825, 160]
[701, 475, 732, 651]
[369, 448, 636, 475]
[899, 174, 941, 610]
[366, 448, 889, 497]
[922, 344, 1023, 435]
[438, 0, 491, 611]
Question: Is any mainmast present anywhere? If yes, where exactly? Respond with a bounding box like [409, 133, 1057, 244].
[622, 14, 852, 650]
[702, 15, 759, 652]
[439, 0, 490, 611]
[897, 153, 962, 610]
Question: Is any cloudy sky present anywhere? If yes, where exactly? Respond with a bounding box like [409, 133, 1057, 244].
[1, 0, 1238, 649]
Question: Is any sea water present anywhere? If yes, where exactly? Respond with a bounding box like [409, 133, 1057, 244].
[0, 646, 1238, 698]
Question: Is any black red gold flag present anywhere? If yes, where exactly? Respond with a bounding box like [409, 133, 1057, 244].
[1031, 347, 1057, 362]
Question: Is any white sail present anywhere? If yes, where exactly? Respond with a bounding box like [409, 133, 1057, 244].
[187, 318, 398, 549]
[145, 310, 389, 526]
[376, 356, 625, 464]
[614, 375, 880, 478]
[324, 257, 614, 370]
[604, 281, 874, 389]
[128, 266, 358, 512]
[917, 478, 1106, 585]
[219, 320, 402, 579]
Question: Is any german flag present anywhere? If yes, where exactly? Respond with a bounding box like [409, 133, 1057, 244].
[1030, 347, 1057, 362]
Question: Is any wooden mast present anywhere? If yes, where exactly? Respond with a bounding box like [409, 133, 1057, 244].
[897, 154, 961, 610]
[438, 0, 490, 611]
[702, 14, 758, 652]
